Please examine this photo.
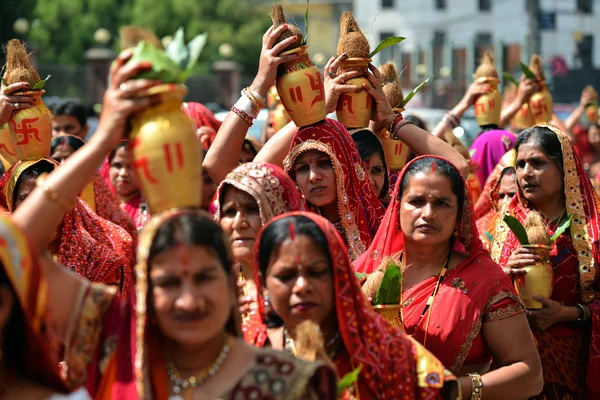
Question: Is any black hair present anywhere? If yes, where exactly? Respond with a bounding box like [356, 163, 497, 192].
[13, 160, 55, 209]
[50, 100, 87, 128]
[514, 126, 563, 171]
[108, 141, 129, 164]
[351, 129, 390, 199]
[499, 166, 516, 180]
[0, 266, 27, 375]
[258, 214, 333, 328]
[405, 114, 428, 131]
[399, 157, 465, 213]
[50, 135, 85, 155]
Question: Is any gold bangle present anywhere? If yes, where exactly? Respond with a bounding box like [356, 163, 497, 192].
[35, 173, 76, 211]
[468, 373, 483, 400]
[242, 87, 266, 109]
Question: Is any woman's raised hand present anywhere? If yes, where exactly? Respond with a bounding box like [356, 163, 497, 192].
[95, 49, 162, 151]
[249, 24, 300, 98]
[362, 63, 396, 128]
[504, 247, 539, 277]
[0, 81, 36, 126]
[323, 53, 362, 114]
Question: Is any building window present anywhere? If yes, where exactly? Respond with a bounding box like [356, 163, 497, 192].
[577, 0, 592, 14]
[382, 0, 394, 8]
[379, 32, 399, 63]
[576, 35, 593, 66]
[436, 0, 446, 10]
[479, 0, 491, 12]
[474, 32, 493, 68]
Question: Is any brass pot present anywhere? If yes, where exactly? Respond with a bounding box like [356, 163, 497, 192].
[529, 82, 553, 124]
[0, 123, 19, 168]
[373, 304, 405, 331]
[586, 103, 599, 124]
[377, 109, 410, 171]
[336, 58, 372, 129]
[514, 244, 554, 309]
[8, 90, 52, 161]
[129, 84, 202, 214]
[276, 45, 326, 127]
[512, 103, 535, 130]
[474, 77, 502, 126]
[271, 103, 292, 131]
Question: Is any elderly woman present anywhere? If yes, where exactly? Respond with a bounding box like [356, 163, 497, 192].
[489, 125, 600, 399]
[354, 156, 543, 400]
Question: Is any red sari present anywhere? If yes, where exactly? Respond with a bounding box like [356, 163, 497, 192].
[489, 126, 600, 399]
[283, 119, 385, 260]
[244, 211, 451, 399]
[353, 156, 525, 374]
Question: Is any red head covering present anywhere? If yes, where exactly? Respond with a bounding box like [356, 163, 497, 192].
[182, 102, 222, 132]
[244, 211, 446, 399]
[283, 119, 384, 260]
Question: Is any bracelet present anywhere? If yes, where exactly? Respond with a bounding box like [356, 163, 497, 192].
[35, 173, 76, 211]
[443, 112, 460, 128]
[390, 120, 415, 140]
[388, 113, 403, 133]
[231, 106, 253, 126]
[242, 87, 266, 110]
[233, 93, 259, 119]
[467, 373, 483, 400]
[575, 304, 588, 322]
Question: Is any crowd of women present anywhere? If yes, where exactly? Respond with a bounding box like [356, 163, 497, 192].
[0, 6, 598, 400]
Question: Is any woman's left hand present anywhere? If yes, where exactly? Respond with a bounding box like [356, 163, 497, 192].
[527, 295, 568, 330]
[362, 63, 396, 129]
[323, 53, 362, 114]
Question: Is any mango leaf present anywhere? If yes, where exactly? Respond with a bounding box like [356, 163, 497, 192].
[166, 27, 189, 70]
[355, 271, 367, 282]
[503, 215, 530, 245]
[1, 77, 7, 87]
[302, 0, 310, 45]
[181, 32, 208, 81]
[32, 74, 51, 90]
[368, 36, 405, 58]
[129, 40, 182, 83]
[519, 62, 537, 79]
[337, 365, 362, 394]
[373, 262, 401, 305]
[502, 72, 519, 87]
[549, 214, 573, 246]
[401, 76, 433, 107]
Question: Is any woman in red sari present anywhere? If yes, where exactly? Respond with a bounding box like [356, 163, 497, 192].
[354, 156, 543, 399]
[489, 125, 600, 399]
[245, 211, 454, 399]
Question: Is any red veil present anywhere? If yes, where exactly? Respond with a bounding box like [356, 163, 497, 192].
[244, 211, 447, 399]
[283, 119, 384, 260]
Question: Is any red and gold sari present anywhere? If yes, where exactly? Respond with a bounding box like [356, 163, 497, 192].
[353, 156, 525, 374]
[283, 119, 385, 260]
[62, 210, 335, 399]
[244, 211, 451, 399]
[2, 159, 135, 291]
[0, 212, 69, 394]
[489, 126, 600, 399]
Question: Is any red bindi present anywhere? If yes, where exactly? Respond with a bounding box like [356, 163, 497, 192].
[176, 244, 191, 272]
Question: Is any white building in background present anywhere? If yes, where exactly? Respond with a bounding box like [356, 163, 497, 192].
[354, 0, 600, 107]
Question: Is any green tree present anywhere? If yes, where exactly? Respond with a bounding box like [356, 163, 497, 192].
[0, 0, 36, 61]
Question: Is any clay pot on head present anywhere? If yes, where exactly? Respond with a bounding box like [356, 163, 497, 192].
[376, 107, 410, 171]
[514, 244, 554, 309]
[586, 103, 599, 124]
[529, 81, 553, 124]
[0, 123, 19, 168]
[474, 77, 502, 126]
[512, 103, 536, 131]
[128, 84, 202, 214]
[276, 45, 327, 127]
[336, 58, 372, 129]
[8, 90, 52, 161]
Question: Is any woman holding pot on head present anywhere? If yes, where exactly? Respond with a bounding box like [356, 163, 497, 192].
[245, 211, 455, 399]
[11, 50, 337, 400]
[488, 125, 600, 399]
[354, 156, 543, 400]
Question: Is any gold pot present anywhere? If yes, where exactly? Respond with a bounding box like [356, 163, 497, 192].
[336, 58, 372, 129]
[271, 103, 292, 131]
[529, 82, 553, 124]
[376, 109, 410, 171]
[512, 103, 535, 130]
[276, 45, 326, 127]
[474, 77, 502, 126]
[373, 304, 405, 331]
[129, 84, 202, 214]
[586, 103, 599, 124]
[0, 123, 19, 168]
[8, 90, 52, 161]
[514, 244, 554, 309]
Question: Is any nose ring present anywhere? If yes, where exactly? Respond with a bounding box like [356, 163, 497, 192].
[240, 220, 249, 229]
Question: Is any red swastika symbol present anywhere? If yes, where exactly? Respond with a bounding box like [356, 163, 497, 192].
[133, 157, 158, 184]
[307, 72, 325, 106]
[9, 118, 40, 145]
[474, 103, 485, 116]
[531, 99, 548, 116]
[337, 94, 354, 113]
[0, 144, 16, 156]
[488, 98, 495, 110]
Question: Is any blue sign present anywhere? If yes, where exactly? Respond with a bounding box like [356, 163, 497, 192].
[538, 12, 556, 31]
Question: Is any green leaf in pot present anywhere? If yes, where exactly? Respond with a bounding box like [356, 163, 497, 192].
[503, 215, 530, 245]
[129, 40, 181, 83]
[373, 262, 401, 305]
[401, 76, 432, 108]
[519, 62, 537, 79]
[502, 72, 519, 87]
[303, 0, 310, 45]
[165, 27, 189, 71]
[549, 214, 573, 246]
[181, 32, 208, 82]
[32, 74, 51, 90]
[368, 36, 405, 58]
[337, 365, 362, 394]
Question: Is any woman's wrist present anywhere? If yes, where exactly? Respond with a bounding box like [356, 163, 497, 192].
[561, 305, 581, 322]
[250, 78, 270, 99]
[381, 113, 397, 130]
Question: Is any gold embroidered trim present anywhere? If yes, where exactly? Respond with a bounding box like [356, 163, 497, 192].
[484, 302, 525, 322]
